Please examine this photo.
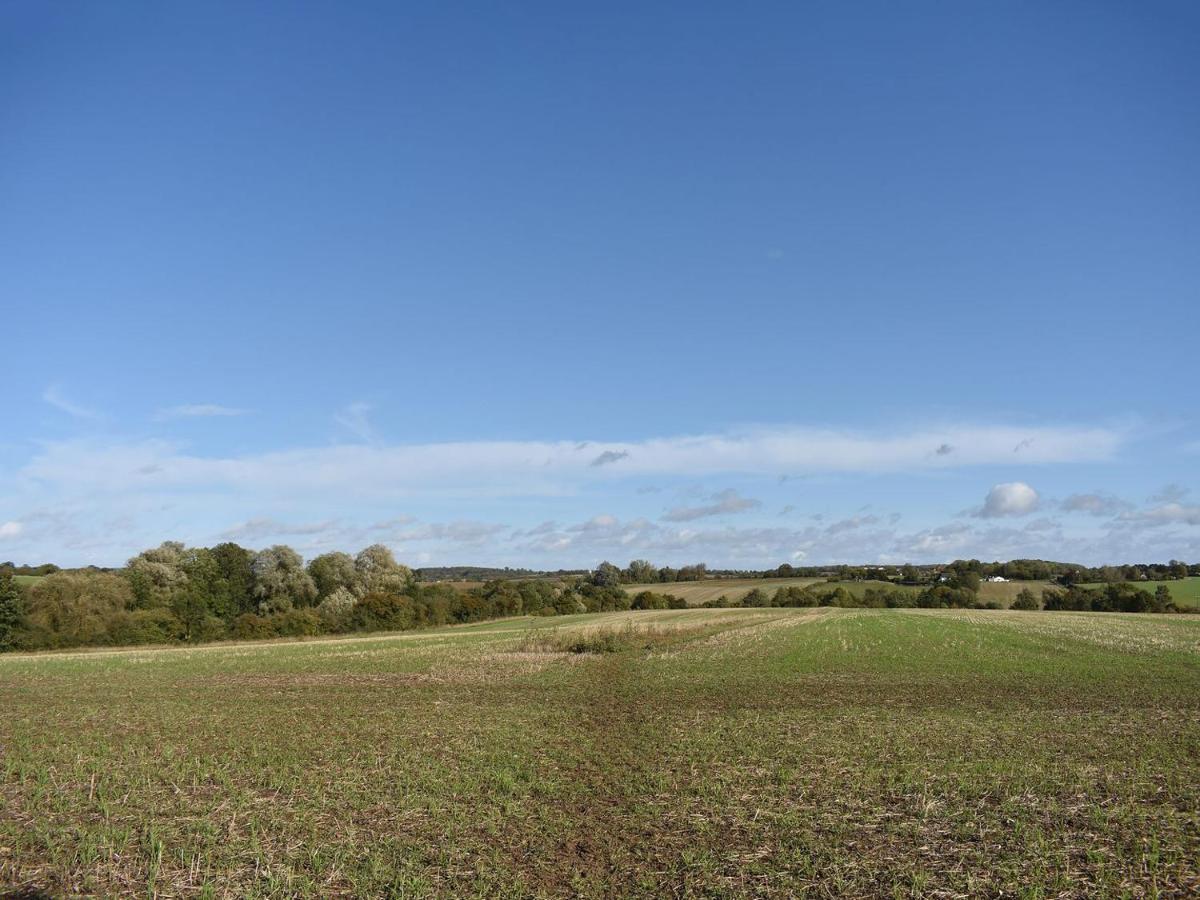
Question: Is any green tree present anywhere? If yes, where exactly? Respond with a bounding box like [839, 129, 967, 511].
[0, 571, 23, 650]
[743, 588, 771, 607]
[1011, 588, 1039, 611]
[210, 542, 256, 617]
[1153, 584, 1172, 612]
[626, 559, 658, 584]
[591, 561, 622, 588]
[309, 551, 362, 599]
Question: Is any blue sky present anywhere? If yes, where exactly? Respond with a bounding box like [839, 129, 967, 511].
[2, 2, 1198, 568]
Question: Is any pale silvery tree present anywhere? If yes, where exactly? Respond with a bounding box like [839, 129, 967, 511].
[126, 541, 190, 607]
[251, 545, 318, 614]
[316, 586, 357, 628]
[354, 544, 413, 595]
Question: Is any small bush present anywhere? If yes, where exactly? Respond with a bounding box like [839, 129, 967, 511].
[562, 632, 625, 654]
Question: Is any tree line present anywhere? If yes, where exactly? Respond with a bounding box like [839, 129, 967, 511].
[1, 548, 1195, 653]
[582, 557, 1198, 586]
[691, 579, 1189, 613]
[0, 541, 664, 653]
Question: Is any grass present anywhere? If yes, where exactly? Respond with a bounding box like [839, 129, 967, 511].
[11, 574, 43, 588]
[1, 608, 1198, 897]
[1079, 576, 1200, 608]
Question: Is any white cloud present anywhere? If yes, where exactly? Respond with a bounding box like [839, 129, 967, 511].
[17, 424, 1125, 500]
[155, 404, 250, 421]
[42, 386, 103, 421]
[975, 482, 1040, 519]
[1, 421, 1148, 566]
[0, 521, 23, 540]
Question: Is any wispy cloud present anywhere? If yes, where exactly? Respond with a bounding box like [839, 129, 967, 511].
[590, 449, 629, 467]
[334, 402, 377, 444]
[42, 386, 104, 421]
[155, 404, 250, 421]
[1150, 483, 1190, 504]
[393, 521, 507, 544]
[662, 489, 761, 522]
[220, 518, 339, 541]
[1120, 503, 1200, 527]
[825, 514, 880, 535]
[0, 521, 23, 540]
[1060, 492, 1131, 517]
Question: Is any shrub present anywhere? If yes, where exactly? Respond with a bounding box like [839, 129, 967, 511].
[107, 608, 186, 645]
[350, 592, 416, 632]
[21, 572, 135, 649]
[631, 590, 681, 610]
[271, 609, 322, 637]
[231, 613, 274, 640]
[563, 632, 624, 654]
[1011, 588, 1040, 611]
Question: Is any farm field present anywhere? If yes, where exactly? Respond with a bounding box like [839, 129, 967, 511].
[2, 608, 1198, 897]
[11, 575, 43, 588]
[1079, 576, 1200, 608]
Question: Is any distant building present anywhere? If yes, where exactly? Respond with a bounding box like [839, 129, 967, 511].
[986, 575, 1009, 583]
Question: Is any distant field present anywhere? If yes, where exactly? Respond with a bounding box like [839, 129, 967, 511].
[1, 607, 1197, 896]
[11, 575, 43, 588]
[627, 577, 1057, 608]
[976, 579, 1056, 604]
[1078, 576, 1200, 608]
[624, 576, 826, 605]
